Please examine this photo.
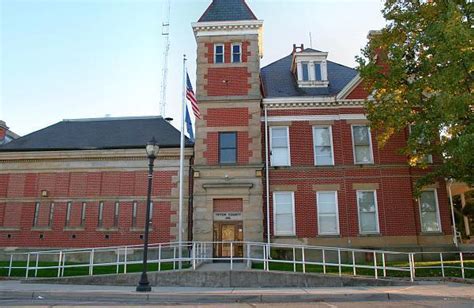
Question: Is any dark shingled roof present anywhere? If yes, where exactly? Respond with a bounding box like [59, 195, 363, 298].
[198, 0, 257, 22]
[0, 116, 193, 152]
[261, 49, 358, 98]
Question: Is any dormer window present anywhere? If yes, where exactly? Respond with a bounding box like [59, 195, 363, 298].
[291, 46, 329, 88]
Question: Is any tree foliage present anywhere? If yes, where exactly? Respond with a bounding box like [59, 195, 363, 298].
[357, 0, 473, 188]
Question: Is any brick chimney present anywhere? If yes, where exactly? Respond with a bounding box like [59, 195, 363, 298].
[0, 120, 8, 143]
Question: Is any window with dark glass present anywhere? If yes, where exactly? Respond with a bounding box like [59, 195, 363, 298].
[302, 62, 309, 81]
[232, 43, 241, 63]
[215, 44, 224, 63]
[219, 132, 237, 164]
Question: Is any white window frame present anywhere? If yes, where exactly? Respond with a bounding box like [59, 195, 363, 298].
[312, 125, 335, 166]
[214, 43, 224, 64]
[351, 125, 374, 164]
[270, 126, 291, 166]
[357, 190, 380, 234]
[316, 191, 340, 235]
[231, 43, 241, 63]
[419, 189, 442, 233]
[273, 191, 296, 236]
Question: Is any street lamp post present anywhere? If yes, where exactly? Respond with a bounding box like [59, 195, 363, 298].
[136, 137, 159, 292]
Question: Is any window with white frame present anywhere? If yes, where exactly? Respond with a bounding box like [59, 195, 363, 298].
[273, 192, 295, 236]
[352, 125, 373, 164]
[214, 44, 224, 64]
[313, 126, 334, 165]
[301, 62, 309, 81]
[317, 191, 339, 235]
[419, 190, 441, 232]
[232, 43, 241, 63]
[357, 190, 379, 234]
[314, 63, 322, 81]
[270, 127, 290, 166]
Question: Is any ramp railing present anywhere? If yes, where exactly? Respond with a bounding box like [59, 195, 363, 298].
[1, 241, 472, 282]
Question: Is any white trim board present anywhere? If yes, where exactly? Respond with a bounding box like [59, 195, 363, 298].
[261, 114, 367, 122]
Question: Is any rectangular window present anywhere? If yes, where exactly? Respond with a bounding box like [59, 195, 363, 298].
[114, 202, 120, 227]
[81, 202, 86, 227]
[302, 62, 309, 81]
[270, 127, 290, 166]
[317, 191, 339, 235]
[48, 202, 55, 227]
[33, 202, 40, 226]
[214, 44, 224, 64]
[232, 43, 241, 63]
[419, 190, 441, 232]
[98, 201, 104, 227]
[357, 191, 379, 234]
[352, 125, 373, 164]
[313, 126, 334, 165]
[314, 63, 322, 81]
[219, 132, 237, 164]
[65, 202, 72, 227]
[132, 201, 138, 227]
[273, 192, 295, 236]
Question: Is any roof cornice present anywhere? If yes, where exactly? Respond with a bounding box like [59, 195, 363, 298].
[262, 97, 365, 109]
[192, 20, 263, 37]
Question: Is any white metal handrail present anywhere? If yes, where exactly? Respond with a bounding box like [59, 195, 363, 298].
[1, 241, 472, 282]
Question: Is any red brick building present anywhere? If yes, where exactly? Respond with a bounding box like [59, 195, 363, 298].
[0, 117, 193, 250]
[0, 0, 454, 253]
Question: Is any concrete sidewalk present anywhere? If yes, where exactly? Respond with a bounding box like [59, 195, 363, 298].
[0, 279, 473, 305]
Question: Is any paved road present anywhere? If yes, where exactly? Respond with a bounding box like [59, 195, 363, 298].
[0, 280, 473, 307]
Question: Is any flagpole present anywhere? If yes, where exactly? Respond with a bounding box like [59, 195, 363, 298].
[178, 54, 186, 269]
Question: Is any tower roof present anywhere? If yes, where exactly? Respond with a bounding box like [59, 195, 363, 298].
[198, 0, 257, 22]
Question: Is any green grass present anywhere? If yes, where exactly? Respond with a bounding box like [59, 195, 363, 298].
[0, 261, 190, 278]
[251, 260, 474, 279]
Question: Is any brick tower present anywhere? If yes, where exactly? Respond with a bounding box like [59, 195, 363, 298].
[191, 0, 264, 257]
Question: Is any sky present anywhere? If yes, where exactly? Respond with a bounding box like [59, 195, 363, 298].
[0, 0, 387, 136]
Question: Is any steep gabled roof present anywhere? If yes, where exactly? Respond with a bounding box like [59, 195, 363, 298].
[198, 0, 257, 22]
[261, 51, 358, 98]
[0, 116, 193, 152]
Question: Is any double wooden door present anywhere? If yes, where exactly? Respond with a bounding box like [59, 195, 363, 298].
[213, 222, 243, 258]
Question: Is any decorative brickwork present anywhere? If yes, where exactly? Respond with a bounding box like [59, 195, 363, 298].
[213, 199, 243, 212]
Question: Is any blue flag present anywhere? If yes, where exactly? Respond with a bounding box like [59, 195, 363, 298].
[185, 103, 194, 141]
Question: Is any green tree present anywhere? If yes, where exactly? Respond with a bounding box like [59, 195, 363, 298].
[357, 0, 473, 188]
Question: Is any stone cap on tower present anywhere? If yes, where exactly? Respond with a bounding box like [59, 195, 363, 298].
[198, 0, 257, 22]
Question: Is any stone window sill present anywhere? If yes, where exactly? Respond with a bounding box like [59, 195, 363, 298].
[0, 227, 20, 231]
[63, 227, 85, 232]
[96, 227, 119, 232]
[31, 227, 52, 231]
[130, 227, 154, 232]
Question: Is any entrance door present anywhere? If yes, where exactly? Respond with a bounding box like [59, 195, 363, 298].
[213, 222, 243, 258]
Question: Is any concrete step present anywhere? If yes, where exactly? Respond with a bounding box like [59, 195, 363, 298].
[23, 270, 412, 288]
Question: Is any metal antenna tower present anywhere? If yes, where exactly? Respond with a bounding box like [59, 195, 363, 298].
[159, 0, 171, 117]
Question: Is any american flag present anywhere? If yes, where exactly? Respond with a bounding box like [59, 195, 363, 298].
[186, 73, 201, 119]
